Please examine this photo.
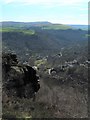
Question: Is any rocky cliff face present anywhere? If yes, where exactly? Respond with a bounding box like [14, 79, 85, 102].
[2, 52, 40, 99]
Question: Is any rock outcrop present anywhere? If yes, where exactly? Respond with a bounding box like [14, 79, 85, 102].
[2, 52, 40, 99]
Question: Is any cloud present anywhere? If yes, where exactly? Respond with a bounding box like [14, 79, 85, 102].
[3, 0, 88, 6]
[79, 8, 88, 11]
[3, 0, 14, 4]
[79, 14, 88, 16]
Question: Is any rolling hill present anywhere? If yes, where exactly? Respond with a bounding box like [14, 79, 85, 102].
[1, 21, 88, 60]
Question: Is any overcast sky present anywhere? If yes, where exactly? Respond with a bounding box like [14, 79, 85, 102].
[0, 0, 89, 24]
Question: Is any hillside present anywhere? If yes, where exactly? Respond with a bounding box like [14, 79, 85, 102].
[2, 22, 88, 118]
[1, 22, 88, 60]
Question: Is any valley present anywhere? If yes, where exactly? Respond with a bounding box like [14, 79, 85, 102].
[1, 21, 88, 118]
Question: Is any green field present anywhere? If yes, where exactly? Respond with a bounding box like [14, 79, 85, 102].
[0, 27, 35, 35]
[42, 24, 71, 30]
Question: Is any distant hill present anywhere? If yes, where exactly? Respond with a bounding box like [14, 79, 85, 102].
[1, 21, 52, 28]
[1, 21, 71, 30]
[42, 24, 71, 30]
[69, 25, 88, 30]
[0, 21, 88, 60]
[1, 22, 88, 30]
[1, 27, 87, 59]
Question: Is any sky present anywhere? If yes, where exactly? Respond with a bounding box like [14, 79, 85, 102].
[0, 0, 89, 25]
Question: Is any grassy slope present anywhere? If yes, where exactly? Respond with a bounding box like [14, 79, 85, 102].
[0, 27, 35, 35]
[42, 24, 71, 30]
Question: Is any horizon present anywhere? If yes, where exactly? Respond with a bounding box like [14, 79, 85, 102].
[0, 20, 88, 25]
[0, 0, 88, 25]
